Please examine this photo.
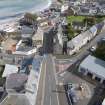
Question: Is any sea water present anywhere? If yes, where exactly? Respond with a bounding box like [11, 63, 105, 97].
[0, 0, 51, 20]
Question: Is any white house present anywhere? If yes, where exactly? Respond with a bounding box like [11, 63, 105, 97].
[32, 27, 43, 48]
[61, 4, 69, 13]
[89, 9, 97, 14]
[2, 64, 18, 78]
[67, 25, 97, 55]
[79, 55, 105, 84]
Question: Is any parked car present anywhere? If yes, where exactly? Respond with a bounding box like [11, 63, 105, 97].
[89, 46, 97, 52]
[101, 37, 105, 42]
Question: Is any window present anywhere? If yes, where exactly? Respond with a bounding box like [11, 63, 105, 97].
[95, 77, 101, 82]
[87, 72, 93, 78]
[103, 80, 105, 84]
[80, 67, 86, 74]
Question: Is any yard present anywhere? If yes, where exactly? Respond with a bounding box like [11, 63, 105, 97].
[65, 15, 105, 41]
[67, 15, 105, 25]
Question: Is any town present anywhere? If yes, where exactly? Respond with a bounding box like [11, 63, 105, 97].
[0, 0, 105, 105]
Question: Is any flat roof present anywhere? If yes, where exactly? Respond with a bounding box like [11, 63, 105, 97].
[2, 64, 18, 77]
[25, 57, 42, 105]
[80, 55, 105, 79]
[1, 38, 17, 50]
[0, 94, 30, 105]
[6, 73, 28, 91]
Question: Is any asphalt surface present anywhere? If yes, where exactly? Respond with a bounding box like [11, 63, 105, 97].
[43, 29, 54, 54]
[43, 55, 59, 105]
[36, 18, 59, 105]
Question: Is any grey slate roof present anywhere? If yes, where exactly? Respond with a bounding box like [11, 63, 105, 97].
[6, 73, 28, 92]
[80, 55, 105, 79]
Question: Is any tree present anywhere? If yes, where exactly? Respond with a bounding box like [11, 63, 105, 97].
[93, 43, 105, 61]
[24, 13, 37, 25]
[83, 17, 96, 27]
[67, 24, 75, 40]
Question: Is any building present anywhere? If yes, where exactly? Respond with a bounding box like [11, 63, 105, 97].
[6, 73, 28, 93]
[22, 13, 37, 25]
[1, 38, 17, 53]
[32, 27, 43, 48]
[61, 4, 69, 13]
[19, 25, 35, 38]
[79, 55, 105, 83]
[67, 25, 97, 55]
[71, 21, 86, 31]
[89, 8, 97, 14]
[0, 56, 43, 105]
[2, 64, 18, 78]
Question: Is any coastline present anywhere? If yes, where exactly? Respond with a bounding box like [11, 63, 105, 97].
[0, 0, 52, 30]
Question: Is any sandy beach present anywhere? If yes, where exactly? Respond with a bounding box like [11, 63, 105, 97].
[0, 0, 52, 31]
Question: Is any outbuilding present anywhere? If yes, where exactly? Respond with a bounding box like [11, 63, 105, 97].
[79, 55, 105, 83]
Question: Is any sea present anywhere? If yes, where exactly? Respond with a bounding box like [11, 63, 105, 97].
[0, 0, 51, 21]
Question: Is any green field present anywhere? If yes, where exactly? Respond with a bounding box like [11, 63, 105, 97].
[67, 16, 86, 23]
[67, 15, 105, 24]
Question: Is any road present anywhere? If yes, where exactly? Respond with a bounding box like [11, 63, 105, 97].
[43, 55, 59, 105]
[61, 30, 105, 64]
[35, 55, 59, 105]
[43, 28, 54, 54]
[36, 19, 59, 105]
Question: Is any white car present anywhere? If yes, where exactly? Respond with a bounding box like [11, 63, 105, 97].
[89, 46, 97, 52]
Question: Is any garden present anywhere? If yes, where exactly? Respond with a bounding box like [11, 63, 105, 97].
[65, 15, 105, 41]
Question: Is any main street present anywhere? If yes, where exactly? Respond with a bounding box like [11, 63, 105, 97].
[43, 55, 59, 105]
[35, 19, 59, 105]
[35, 55, 59, 105]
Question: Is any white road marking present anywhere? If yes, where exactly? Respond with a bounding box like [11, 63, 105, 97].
[50, 96, 51, 105]
[41, 59, 47, 105]
[52, 56, 60, 105]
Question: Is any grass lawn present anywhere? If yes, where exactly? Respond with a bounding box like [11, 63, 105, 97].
[67, 16, 86, 23]
[67, 15, 105, 24]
